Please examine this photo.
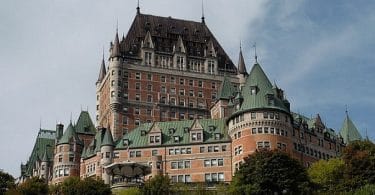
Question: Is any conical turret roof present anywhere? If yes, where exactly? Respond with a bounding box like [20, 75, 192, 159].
[231, 63, 289, 117]
[237, 47, 248, 75]
[110, 31, 121, 58]
[218, 75, 237, 100]
[340, 112, 362, 144]
[97, 56, 106, 83]
[101, 128, 114, 147]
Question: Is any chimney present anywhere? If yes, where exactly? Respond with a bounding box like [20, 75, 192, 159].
[56, 122, 64, 140]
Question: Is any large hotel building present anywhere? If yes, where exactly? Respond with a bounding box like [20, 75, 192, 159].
[20, 7, 362, 188]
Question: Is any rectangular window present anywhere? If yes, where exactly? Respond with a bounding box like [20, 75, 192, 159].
[136, 151, 141, 157]
[251, 112, 256, 119]
[200, 146, 205, 153]
[136, 72, 141, 79]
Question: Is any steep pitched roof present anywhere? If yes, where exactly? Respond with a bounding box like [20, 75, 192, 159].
[340, 113, 362, 144]
[101, 128, 114, 147]
[237, 47, 248, 75]
[218, 75, 237, 100]
[119, 13, 237, 73]
[115, 119, 229, 149]
[23, 129, 55, 176]
[57, 123, 83, 145]
[97, 56, 106, 83]
[232, 63, 289, 116]
[110, 31, 121, 58]
[74, 111, 96, 135]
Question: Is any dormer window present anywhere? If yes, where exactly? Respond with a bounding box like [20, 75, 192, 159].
[191, 132, 202, 141]
[250, 86, 258, 95]
[141, 130, 147, 136]
[209, 125, 216, 131]
[169, 128, 175, 135]
[214, 133, 221, 140]
[266, 94, 275, 106]
[123, 139, 129, 146]
[174, 136, 179, 143]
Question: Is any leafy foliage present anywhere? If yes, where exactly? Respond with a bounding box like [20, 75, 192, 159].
[16, 177, 48, 195]
[230, 150, 311, 194]
[142, 175, 171, 195]
[308, 158, 345, 192]
[49, 176, 111, 195]
[341, 140, 375, 189]
[0, 170, 15, 194]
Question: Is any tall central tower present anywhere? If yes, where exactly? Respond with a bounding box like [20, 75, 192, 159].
[95, 8, 240, 140]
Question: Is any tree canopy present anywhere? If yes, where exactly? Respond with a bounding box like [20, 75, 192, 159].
[0, 170, 15, 194]
[230, 150, 311, 194]
[308, 158, 345, 192]
[49, 176, 111, 195]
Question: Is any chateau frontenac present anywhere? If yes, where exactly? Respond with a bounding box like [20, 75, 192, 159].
[20, 7, 362, 188]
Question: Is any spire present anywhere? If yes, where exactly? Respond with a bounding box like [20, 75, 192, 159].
[253, 42, 258, 63]
[339, 110, 362, 144]
[201, 0, 205, 24]
[237, 44, 248, 75]
[41, 147, 49, 162]
[110, 28, 121, 58]
[136, 0, 140, 14]
[97, 50, 107, 83]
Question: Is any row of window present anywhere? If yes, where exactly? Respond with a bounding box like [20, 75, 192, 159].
[232, 112, 289, 125]
[86, 163, 96, 174]
[121, 92, 211, 106]
[199, 145, 227, 153]
[204, 158, 224, 167]
[168, 147, 192, 155]
[251, 127, 288, 137]
[205, 172, 225, 182]
[294, 143, 334, 160]
[171, 161, 191, 169]
[128, 71, 217, 88]
[170, 174, 192, 183]
[57, 154, 74, 162]
[129, 150, 142, 158]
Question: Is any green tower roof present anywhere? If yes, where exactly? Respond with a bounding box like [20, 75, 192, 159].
[340, 112, 362, 144]
[74, 111, 96, 135]
[58, 123, 83, 145]
[101, 128, 114, 147]
[232, 63, 289, 116]
[23, 129, 55, 176]
[218, 75, 237, 100]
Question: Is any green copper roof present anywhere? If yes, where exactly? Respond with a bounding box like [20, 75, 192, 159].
[57, 123, 83, 145]
[232, 63, 289, 116]
[218, 75, 237, 100]
[74, 111, 96, 135]
[115, 119, 229, 149]
[101, 128, 114, 147]
[23, 129, 55, 176]
[340, 113, 362, 144]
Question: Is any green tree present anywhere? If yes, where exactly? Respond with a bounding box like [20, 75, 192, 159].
[230, 150, 311, 194]
[0, 170, 15, 194]
[342, 140, 375, 190]
[49, 176, 111, 195]
[143, 175, 171, 195]
[16, 177, 48, 195]
[308, 158, 345, 192]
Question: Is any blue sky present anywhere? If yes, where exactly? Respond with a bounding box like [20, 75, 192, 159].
[0, 0, 374, 177]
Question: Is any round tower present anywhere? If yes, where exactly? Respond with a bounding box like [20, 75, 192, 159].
[227, 62, 293, 173]
[100, 128, 114, 184]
